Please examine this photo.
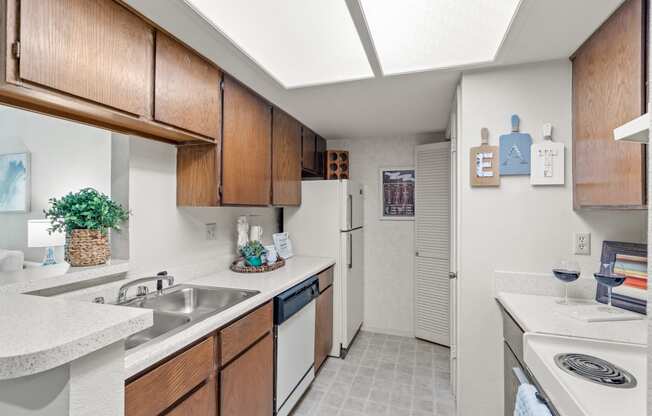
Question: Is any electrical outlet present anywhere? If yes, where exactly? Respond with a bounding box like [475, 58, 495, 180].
[574, 232, 591, 255]
[206, 223, 217, 241]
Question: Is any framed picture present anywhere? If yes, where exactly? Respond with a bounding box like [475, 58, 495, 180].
[0, 152, 30, 213]
[379, 167, 415, 220]
[595, 240, 647, 315]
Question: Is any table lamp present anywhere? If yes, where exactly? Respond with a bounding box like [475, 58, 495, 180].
[28, 220, 65, 266]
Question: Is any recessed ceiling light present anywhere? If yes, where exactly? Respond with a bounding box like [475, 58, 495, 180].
[186, 0, 374, 89]
[359, 0, 521, 75]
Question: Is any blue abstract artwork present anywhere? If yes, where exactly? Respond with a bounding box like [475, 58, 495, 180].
[0, 152, 30, 212]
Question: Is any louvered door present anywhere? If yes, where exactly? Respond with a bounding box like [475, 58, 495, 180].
[414, 142, 451, 346]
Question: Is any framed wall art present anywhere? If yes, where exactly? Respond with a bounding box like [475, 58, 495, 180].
[379, 167, 415, 220]
[0, 152, 30, 213]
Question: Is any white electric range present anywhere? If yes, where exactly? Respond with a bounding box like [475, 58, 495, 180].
[524, 332, 646, 416]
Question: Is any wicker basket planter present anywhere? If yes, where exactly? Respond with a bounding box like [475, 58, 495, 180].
[65, 229, 110, 267]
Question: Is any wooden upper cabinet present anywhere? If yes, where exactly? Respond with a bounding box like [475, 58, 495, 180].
[316, 135, 326, 178]
[302, 127, 317, 172]
[222, 75, 272, 206]
[272, 108, 302, 206]
[154, 32, 221, 140]
[19, 0, 154, 116]
[572, 0, 647, 209]
[177, 144, 220, 207]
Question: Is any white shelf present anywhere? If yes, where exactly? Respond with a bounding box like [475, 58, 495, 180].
[613, 113, 649, 143]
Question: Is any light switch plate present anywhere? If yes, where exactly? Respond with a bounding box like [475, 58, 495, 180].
[574, 232, 591, 255]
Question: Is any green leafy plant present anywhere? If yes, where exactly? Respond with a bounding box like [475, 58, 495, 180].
[240, 240, 266, 259]
[44, 188, 129, 235]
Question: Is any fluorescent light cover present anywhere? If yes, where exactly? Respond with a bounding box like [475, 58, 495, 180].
[186, 0, 374, 88]
[360, 0, 521, 75]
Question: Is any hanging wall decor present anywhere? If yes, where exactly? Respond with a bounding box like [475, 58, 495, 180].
[379, 167, 415, 220]
[0, 152, 30, 213]
[499, 114, 532, 176]
[531, 123, 565, 185]
[470, 128, 500, 187]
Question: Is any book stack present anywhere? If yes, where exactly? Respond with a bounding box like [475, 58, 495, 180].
[614, 254, 648, 290]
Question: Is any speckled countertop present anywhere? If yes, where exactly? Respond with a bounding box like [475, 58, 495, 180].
[0, 293, 152, 380]
[124, 256, 335, 379]
[0, 259, 129, 294]
[497, 292, 647, 346]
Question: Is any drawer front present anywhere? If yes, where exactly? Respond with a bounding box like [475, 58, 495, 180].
[500, 306, 524, 363]
[317, 266, 334, 293]
[125, 337, 215, 416]
[166, 377, 216, 416]
[219, 301, 273, 365]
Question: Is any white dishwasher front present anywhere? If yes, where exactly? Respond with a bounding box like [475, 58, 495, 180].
[274, 276, 319, 416]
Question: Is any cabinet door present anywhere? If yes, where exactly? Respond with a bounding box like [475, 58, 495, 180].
[302, 127, 316, 172]
[315, 136, 326, 178]
[177, 144, 220, 207]
[572, 0, 646, 208]
[155, 32, 221, 140]
[222, 75, 271, 206]
[167, 377, 217, 416]
[315, 285, 333, 372]
[272, 108, 302, 206]
[220, 333, 273, 416]
[125, 337, 214, 416]
[503, 342, 521, 416]
[19, 0, 154, 116]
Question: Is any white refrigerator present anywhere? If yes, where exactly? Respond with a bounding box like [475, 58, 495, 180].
[284, 180, 364, 357]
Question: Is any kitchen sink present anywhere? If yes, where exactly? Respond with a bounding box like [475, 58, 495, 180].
[126, 285, 258, 316]
[124, 312, 191, 350]
[119, 284, 260, 350]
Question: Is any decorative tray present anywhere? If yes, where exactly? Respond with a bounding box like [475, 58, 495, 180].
[230, 258, 286, 273]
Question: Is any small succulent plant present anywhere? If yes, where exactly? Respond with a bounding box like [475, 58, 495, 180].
[240, 240, 266, 259]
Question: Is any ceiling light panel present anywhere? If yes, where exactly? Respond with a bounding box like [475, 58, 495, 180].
[186, 0, 374, 88]
[359, 0, 521, 75]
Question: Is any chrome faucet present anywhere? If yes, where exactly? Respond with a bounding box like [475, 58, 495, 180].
[117, 272, 175, 303]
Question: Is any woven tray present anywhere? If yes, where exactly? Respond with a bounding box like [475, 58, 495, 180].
[230, 257, 286, 273]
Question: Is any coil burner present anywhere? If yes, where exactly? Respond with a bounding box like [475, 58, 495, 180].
[554, 353, 637, 389]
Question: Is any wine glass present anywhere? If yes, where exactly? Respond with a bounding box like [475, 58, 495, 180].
[552, 260, 581, 305]
[594, 263, 626, 308]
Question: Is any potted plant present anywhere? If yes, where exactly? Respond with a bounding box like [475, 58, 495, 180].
[240, 240, 266, 267]
[44, 188, 129, 267]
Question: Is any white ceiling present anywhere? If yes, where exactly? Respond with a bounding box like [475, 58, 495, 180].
[359, 0, 521, 75]
[124, 0, 624, 140]
[185, 0, 373, 88]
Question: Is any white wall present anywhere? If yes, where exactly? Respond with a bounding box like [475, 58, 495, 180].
[456, 60, 647, 415]
[328, 133, 445, 336]
[0, 107, 112, 261]
[127, 138, 279, 275]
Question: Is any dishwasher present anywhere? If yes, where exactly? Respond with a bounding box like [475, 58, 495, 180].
[274, 275, 319, 416]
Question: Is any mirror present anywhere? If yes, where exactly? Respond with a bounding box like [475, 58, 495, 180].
[0, 104, 128, 286]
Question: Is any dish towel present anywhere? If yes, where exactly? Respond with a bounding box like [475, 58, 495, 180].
[514, 384, 552, 416]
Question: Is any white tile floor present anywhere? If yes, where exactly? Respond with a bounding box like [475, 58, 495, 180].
[291, 331, 456, 416]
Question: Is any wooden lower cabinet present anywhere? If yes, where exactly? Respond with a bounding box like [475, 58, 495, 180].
[125, 337, 215, 416]
[315, 267, 334, 372]
[167, 377, 217, 416]
[220, 333, 274, 416]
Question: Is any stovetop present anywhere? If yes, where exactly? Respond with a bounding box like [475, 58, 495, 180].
[554, 353, 637, 388]
[524, 333, 646, 416]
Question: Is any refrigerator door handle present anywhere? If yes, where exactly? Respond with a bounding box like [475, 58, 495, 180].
[347, 233, 352, 269]
[347, 194, 353, 230]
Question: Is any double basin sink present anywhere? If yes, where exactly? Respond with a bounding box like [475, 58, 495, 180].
[117, 284, 259, 350]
